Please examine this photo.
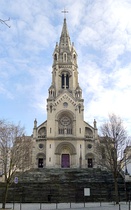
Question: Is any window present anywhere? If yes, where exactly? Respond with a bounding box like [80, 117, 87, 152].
[78, 105, 81, 113]
[38, 127, 46, 138]
[63, 53, 67, 62]
[54, 53, 57, 61]
[62, 74, 64, 88]
[63, 102, 68, 108]
[39, 144, 44, 149]
[61, 73, 69, 89]
[87, 144, 92, 149]
[58, 115, 73, 135]
[50, 105, 52, 113]
[66, 74, 69, 88]
[85, 127, 93, 138]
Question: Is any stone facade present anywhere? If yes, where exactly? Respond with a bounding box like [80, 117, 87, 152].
[31, 18, 99, 169]
[122, 146, 131, 176]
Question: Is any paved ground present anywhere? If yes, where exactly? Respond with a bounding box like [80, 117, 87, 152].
[1, 202, 130, 210]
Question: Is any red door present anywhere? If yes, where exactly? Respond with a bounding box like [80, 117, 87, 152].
[61, 154, 70, 168]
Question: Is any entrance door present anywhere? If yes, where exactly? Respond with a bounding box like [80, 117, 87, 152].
[61, 154, 70, 168]
[88, 158, 93, 168]
[38, 158, 43, 168]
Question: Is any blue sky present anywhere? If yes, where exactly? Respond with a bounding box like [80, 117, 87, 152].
[0, 0, 131, 136]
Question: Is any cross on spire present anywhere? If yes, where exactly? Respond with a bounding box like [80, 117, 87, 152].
[61, 8, 68, 18]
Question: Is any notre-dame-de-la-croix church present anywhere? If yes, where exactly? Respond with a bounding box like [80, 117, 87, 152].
[31, 17, 99, 169]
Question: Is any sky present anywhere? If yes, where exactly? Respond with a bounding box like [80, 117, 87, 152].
[0, 0, 131, 136]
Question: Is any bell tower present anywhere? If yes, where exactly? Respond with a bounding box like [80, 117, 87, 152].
[48, 18, 81, 99]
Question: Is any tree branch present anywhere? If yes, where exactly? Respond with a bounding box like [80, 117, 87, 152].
[0, 18, 11, 28]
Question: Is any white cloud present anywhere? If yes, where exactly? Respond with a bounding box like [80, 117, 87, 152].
[0, 84, 14, 99]
[0, 0, 131, 135]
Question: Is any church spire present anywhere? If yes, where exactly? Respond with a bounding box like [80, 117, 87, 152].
[59, 18, 71, 50]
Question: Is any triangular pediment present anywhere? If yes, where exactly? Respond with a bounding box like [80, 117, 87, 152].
[55, 92, 77, 107]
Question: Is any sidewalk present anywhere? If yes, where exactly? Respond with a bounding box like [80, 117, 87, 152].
[1, 202, 130, 210]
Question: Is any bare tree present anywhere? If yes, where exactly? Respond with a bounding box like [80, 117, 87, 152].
[0, 120, 31, 209]
[0, 18, 10, 28]
[97, 114, 129, 204]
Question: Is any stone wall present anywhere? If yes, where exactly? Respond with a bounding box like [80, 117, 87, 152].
[0, 168, 130, 203]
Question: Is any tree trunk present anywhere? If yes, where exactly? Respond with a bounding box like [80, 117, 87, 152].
[114, 176, 119, 204]
[2, 182, 9, 209]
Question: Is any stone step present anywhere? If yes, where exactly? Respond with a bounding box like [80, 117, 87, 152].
[0, 168, 127, 203]
[16, 168, 123, 183]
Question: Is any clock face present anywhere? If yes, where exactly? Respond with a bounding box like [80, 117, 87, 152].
[60, 116, 71, 126]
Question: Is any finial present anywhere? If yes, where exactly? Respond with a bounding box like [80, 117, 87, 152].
[34, 118, 37, 128]
[61, 8, 68, 19]
[94, 119, 97, 129]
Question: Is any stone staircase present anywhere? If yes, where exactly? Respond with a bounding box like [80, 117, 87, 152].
[0, 168, 128, 203]
[16, 168, 119, 183]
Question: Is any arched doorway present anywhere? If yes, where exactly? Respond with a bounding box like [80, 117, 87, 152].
[55, 142, 76, 168]
[85, 153, 94, 168]
[37, 153, 46, 168]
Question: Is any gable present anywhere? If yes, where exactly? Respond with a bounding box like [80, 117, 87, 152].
[55, 93, 77, 108]
[37, 120, 47, 129]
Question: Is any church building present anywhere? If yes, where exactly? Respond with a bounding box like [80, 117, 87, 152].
[31, 18, 99, 169]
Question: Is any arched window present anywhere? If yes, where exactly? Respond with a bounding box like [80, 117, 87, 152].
[58, 115, 72, 135]
[50, 105, 52, 113]
[54, 53, 57, 61]
[61, 73, 69, 89]
[66, 74, 69, 88]
[85, 127, 93, 138]
[38, 127, 46, 138]
[62, 74, 64, 88]
[78, 105, 81, 113]
[63, 53, 67, 62]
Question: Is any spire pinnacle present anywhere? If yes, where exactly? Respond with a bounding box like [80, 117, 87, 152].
[59, 16, 71, 49]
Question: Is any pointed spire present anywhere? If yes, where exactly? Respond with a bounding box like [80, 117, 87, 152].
[34, 118, 37, 128]
[59, 18, 71, 49]
[61, 18, 69, 36]
[93, 119, 97, 129]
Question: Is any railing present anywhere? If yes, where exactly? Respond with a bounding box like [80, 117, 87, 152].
[37, 135, 46, 138]
[3, 201, 131, 210]
[85, 135, 93, 138]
